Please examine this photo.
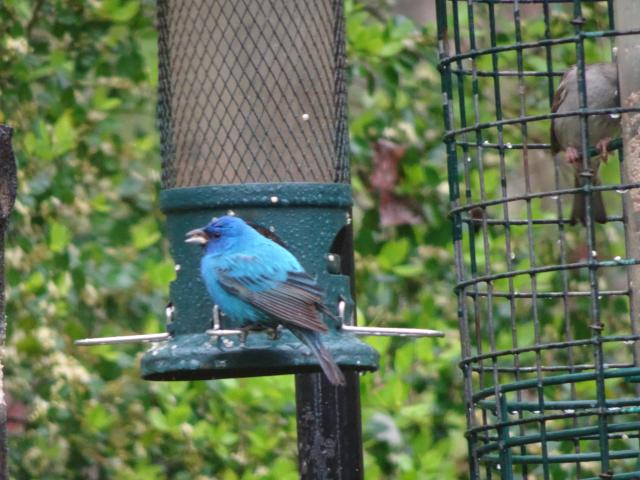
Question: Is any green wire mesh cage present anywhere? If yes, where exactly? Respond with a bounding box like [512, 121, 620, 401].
[437, 0, 640, 478]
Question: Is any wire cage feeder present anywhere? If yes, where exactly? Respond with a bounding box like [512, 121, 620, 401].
[438, 0, 640, 478]
[77, 1, 443, 382]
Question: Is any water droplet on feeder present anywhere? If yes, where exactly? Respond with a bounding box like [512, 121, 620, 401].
[533, 410, 540, 414]
[227, 210, 236, 216]
[483, 140, 490, 146]
[610, 113, 621, 119]
[614, 255, 622, 262]
[301, 113, 310, 121]
[496, 464, 501, 471]
[222, 338, 234, 348]
[270, 196, 279, 204]
[624, 339, 634, 345]
[564, 409, 575, 414]
[622, 433, 629, 440]
[510, 252, 516, 261]
[268, 225, 276, 232]
[327, 254, 335, 262]
[616, 188, 629, 194]
[613, 46, 618, 55]
[175, 264, 181, 271]
[592, 250, 597, 257]
[505, 142, 513, 149]
[550, 195, 559, 200]
[466, 157, 472, 163]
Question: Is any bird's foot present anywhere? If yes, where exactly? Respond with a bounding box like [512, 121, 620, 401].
[267, 325, 283, 341]
[596, 137, 612, 163]
[565, 147, 581, 165]
[239, 327, 251, 346]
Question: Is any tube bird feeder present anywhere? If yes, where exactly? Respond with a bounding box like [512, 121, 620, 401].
[141, 0, 379, 381]
[75, 2, 444, 373]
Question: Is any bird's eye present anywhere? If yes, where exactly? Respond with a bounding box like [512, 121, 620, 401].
[212, 231, 221, 239]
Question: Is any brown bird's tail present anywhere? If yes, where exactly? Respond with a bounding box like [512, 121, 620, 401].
[291, 327, 346, 386]
[570, 174, 607, 225]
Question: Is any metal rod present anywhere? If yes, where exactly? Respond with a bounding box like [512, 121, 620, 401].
[75, 333, 171, 346]
[341, 325, 444, 337]
[76, 324, 445, 347]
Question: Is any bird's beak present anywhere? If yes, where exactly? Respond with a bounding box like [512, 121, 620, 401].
[185, 228, 208, 245]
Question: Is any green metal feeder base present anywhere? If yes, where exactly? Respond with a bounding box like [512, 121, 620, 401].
[141, 330, 378, 381]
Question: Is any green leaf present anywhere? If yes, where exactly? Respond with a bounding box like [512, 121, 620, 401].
[99, 0, 140, 23]
[85, 404, 114, 431]
[49, 221, 71, 253]
[131, 218, 161, 250]
[52, 111, 77, 157]
[378, 238, 411, 269]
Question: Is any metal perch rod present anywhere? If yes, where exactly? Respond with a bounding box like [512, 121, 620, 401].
[75, 325, 444, 346]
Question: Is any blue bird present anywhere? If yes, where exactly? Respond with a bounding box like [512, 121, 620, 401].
[185, 215, 346, 386]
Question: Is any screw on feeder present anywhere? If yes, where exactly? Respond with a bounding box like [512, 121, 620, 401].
[165, 302, 175, 324]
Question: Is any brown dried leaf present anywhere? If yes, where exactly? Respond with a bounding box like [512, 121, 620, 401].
[379, 191, 422, 227]
[371, 139, 406, 192]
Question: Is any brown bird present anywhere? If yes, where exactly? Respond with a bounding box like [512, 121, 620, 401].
[550, 62, 620, 225]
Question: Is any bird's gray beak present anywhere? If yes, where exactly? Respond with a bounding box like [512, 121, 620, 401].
[185, 228, 208, 245]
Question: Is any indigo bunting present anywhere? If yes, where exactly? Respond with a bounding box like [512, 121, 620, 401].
[551, 63, 619, 225]
[185, 215, 346, 386]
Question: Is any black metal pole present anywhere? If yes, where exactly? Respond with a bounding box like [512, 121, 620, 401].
[295, 371, 363, 479]
[0, 125, 17, 480]
[295, 223, 364, 479]
[294, 1, 364, 474]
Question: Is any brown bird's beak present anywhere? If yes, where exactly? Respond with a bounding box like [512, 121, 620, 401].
[185, 228, 208, 245]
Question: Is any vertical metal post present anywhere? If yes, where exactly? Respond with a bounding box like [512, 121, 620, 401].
[293, 4, 363, 470]
[614, 2, 640, 367]
[0, 126, 17, 480]
[295, 223, 364, 479]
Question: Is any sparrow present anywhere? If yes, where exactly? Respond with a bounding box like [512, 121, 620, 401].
[551, 62, 620, 225]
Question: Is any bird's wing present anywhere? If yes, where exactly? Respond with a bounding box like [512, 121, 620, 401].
[214, 255, 329, 332]
[550, 71, 569, 154]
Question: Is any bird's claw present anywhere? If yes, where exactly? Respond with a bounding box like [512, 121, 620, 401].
[596, 137, 612, 163]
[239, 328, 250, 346]
[565, 147, 581, 165]
[267, 326, 282, 341]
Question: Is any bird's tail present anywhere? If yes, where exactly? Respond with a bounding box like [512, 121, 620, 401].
[570, 173, 607, 225]
[291, 328, 346, 386]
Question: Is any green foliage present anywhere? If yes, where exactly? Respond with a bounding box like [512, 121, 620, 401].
[2, 1, 465, 479]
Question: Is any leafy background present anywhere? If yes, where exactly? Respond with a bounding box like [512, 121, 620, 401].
[2, 0, 621, 478]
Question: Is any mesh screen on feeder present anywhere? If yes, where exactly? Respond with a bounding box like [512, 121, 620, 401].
[438, 0, 640, 478]
[156, 0, 350, 187]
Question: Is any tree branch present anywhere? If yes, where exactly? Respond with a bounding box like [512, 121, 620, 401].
[0, 125, 17, 480]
